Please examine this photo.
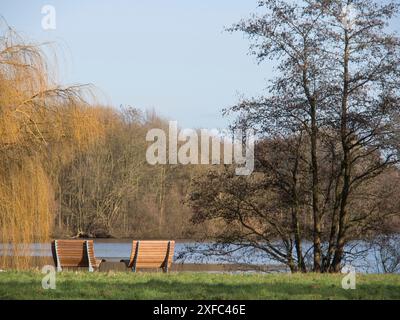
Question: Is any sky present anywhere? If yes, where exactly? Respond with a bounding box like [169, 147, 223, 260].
[2, 1, 399, 129]
[1, 0, 272, 129]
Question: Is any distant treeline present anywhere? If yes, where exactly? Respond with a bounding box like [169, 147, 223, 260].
[54, 106, 212, 239]
[0, 22, 214, 258]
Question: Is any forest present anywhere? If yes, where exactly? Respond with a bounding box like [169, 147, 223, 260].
[0, 22, 215, 248]
[1, 0, 400, 273]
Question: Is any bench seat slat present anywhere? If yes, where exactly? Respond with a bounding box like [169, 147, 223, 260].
[52, 240, 102, 272]
[127, 240, 175, 272]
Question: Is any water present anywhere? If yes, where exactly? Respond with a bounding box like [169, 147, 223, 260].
[0, 240, 189, 260]
[1, 239, 398, 274]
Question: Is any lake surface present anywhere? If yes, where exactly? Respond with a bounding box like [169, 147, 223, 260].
[0, 239, 398, 274]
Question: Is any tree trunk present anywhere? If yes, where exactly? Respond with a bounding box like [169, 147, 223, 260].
[158, 166, 166, 235]
[302, 52, 322, 272]
[311, 100, 322, 272]
[332, 29, 351, 272]
[291, 143, 306, 272]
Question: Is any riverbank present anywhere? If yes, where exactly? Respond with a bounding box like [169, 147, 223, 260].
[0, 256, 286, 272]
[0, 271, 399, 299]
[2, 239, 398, 273]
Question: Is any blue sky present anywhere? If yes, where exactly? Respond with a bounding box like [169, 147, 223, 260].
[1, 0, 272, 128]
[1, 1, 399, 128]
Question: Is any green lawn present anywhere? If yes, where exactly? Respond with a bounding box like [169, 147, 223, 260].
[0, 271, 399, 300]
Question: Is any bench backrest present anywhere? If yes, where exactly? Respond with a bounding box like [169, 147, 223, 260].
[128, 240, 175, 272]
[51, 240, 97, 271]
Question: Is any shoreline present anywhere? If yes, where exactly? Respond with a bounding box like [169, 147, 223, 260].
[0, 256, 287, 273]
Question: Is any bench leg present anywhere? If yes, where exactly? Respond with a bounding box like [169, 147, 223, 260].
[163, 241, 171, 273]
[54, 240, 62, 272]
[85, 240, 94, 272]
[131, 241, 139, 272]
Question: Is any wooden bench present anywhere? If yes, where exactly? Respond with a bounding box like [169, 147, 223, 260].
[51, 240, 104, 272]
[122, 240, 175, 272]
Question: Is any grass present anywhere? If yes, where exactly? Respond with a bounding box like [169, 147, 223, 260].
[0, 271, 399, 300]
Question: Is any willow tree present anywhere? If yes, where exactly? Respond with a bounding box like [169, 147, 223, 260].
[0, 23, 102, 268]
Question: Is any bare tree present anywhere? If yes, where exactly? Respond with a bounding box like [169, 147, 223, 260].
[188, 0, 400, 272]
